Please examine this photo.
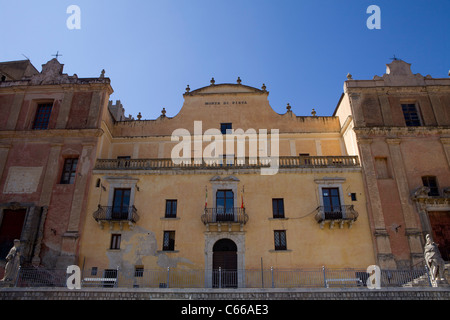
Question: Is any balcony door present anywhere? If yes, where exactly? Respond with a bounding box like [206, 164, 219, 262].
[112, 188, 131, 220]
[322, 188, 342, 219]
[216, 190, 234, 221]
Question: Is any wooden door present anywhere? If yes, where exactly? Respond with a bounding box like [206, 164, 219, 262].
[212, 239, 237, 288]
[0, 209, 26, 259]
[428, 211, 450, 261]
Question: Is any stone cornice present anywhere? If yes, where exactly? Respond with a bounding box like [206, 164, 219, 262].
[93, 167, 361, 176]
[354, 126, 450, 137]
[0, 128, 104, 140]
[0, 82, 113, 95]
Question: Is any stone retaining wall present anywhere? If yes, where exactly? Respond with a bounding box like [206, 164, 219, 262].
[1, 287, 449, 300]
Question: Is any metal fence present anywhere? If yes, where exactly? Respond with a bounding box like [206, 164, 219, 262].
[12, 265, 432, 289]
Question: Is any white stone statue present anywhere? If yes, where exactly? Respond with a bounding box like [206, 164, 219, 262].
[424, 234, 446, 285]
[1, 239, 21, 283]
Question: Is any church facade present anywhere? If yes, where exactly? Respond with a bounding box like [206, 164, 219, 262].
[0, 59, 113, 270]
[335, 59, 450, 269]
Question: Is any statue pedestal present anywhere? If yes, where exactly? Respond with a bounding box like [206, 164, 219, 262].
[433, 278, 449, 288]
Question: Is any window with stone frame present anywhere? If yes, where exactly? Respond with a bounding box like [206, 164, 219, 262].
[274, 230, 287, 250]
[60, 157, 78, 184]
[32, 102, 53, 130]
[220, 123, 232, 134]
[422, 176, 440, 197]
[401, 103, 422, 127]
[272, 198, 285, 218]
[163, 231, 175, 251]
[165, 200, 178, 218]
[110, 234, 121, 250]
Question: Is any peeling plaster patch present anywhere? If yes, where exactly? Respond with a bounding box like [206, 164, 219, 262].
[3, 166, 43, 194]
[105, 226, 193, 270]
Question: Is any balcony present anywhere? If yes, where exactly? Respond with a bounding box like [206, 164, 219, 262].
[314, 205, 358, 229]
[94, 155, 360, 171]
[201, 207, 249, 232]
[93, 205, 139, 230]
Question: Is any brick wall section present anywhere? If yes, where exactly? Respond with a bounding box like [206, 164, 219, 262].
[1, 287, 449, 300]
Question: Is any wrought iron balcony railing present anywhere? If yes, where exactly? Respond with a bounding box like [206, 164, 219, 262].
[93, 205, 139, 228]
[314, 205, 358, 229]
[94, 155, 360, 171]
[201, 207, 249, 225]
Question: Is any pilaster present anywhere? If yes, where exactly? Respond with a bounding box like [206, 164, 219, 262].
[385, 138, 423, 260]
[357, 137, 395, 268]
[440, 137, 450, 169]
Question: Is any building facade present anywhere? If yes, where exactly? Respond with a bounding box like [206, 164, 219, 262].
[0, 58, 113, 273]
[78, 78, 375, 287]
[335, 59, 450, 269]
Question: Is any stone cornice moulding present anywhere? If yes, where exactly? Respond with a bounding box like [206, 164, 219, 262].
[354, 126, 450, 137]
[385, 138, 402, 145]
[440, 137, 450, 145]
[314, 177, 346, 184]
[93, 167, 361, 176]
[0, 128, 104, 140]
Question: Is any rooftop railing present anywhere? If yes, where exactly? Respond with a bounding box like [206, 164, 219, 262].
[94, 155, 360, 171]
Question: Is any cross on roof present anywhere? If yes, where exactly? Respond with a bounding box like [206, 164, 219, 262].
[390, 54, 399, 61]
[52, 51, 62, 60]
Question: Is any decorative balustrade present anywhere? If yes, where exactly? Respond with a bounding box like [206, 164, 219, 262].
[201, 207, 248, 231]
[93, 205, 139, 229]
[201, 207, 248, 224]
[94, 155, 360, 170]
[315, 205, 359, 229]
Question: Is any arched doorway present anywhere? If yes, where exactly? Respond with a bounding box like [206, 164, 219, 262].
[213, 238, 237, 288]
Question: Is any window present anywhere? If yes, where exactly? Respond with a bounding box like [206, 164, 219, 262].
[103, 269, 118, 288]
[216, 190, 234, 221]
[350, 193, 357, 201]
[134, 266, 144, 277]
[110, 234, 121, 250]
[220, 123, 232, 134]
[112, 188, 131, 219]
[374, 157, 391, 179]
[60, 158, 78, 184]
[272, 199, 285, 218]
[33, 102, 53, 130]
[163, 231, 175, 251]
[91, 267, 98, 276]
[422, 176, 439, 197]
[402, 104, 421, 126]
[165, 200, 177, 218]
[274, 230, 287, 250]
[322, 188, 342, 219]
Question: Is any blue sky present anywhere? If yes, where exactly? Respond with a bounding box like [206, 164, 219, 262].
[1, 0, 449, 120]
